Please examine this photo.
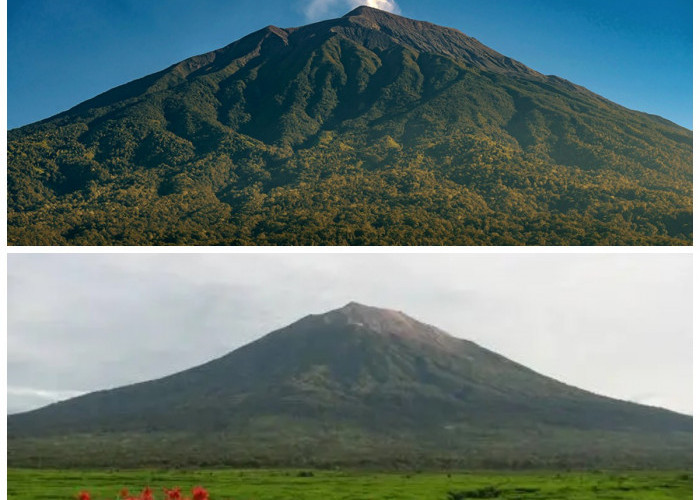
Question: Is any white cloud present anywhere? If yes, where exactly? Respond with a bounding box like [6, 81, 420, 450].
[304, 0, 400, 21]
[8, 386, 86, 400]
[347, 0, 400, 13]
[7, 386, 87, 414]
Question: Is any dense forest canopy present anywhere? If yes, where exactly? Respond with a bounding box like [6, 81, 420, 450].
[8, 7, 692, 245]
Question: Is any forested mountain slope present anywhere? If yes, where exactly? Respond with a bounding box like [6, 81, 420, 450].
[8, 303, 692, 468]
[8, 7, 692, 245]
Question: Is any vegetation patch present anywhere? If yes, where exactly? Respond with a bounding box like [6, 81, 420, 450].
[6, 469, 692, 500]
[448, 486, 502, 499]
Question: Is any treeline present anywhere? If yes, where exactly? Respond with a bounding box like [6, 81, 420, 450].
[7, 428, 692, 470]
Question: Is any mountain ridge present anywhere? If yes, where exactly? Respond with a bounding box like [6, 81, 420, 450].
[49, 6, 541, 123]
[21, 7, 638, 131]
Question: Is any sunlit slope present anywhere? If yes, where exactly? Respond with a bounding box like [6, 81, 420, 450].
[8, 7, 692, 245]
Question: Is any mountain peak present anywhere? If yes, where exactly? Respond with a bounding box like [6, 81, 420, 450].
[343, 5, 396, 18]
[332, 301, 407, 321]
[337, 300, 386, 312]
[318, 302, 453, 345]
[7, 5, 692, 246]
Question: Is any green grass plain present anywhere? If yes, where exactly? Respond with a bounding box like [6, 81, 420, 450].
[7, 469, 692, 500]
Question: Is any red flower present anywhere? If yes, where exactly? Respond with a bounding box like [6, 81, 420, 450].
[140, 487, 154, 500]
[165, 487, 182, 500]
[192, 486, 209, 500]
[77, 492, 91, 500]
[120, 489, 130, 499]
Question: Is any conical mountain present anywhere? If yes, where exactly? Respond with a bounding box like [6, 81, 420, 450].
[8, 303, 691, 468]
[8, 7, 691, 245]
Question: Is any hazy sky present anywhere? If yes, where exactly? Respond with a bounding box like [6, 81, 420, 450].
[7, 252, 692, 416]
[8, 0, 692, 129]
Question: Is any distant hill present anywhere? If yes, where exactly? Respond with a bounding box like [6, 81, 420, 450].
[8, 302, 691, 469]
[7, 6, 692, 245]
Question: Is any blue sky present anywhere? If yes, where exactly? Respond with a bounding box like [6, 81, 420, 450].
[8, 0, 692, 129]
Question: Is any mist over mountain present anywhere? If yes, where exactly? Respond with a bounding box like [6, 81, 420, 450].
[7, 7, 692, 245]
[8, 302, 691, 469]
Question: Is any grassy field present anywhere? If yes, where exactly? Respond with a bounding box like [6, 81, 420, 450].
[7, 468, 692, 499]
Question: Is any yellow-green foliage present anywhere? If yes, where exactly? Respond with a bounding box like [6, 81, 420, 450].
[7, 12, 692, 245]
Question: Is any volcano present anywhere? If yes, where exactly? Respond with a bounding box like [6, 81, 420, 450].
[8, 6, 692, 245]
[7, 302, 691, 468]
